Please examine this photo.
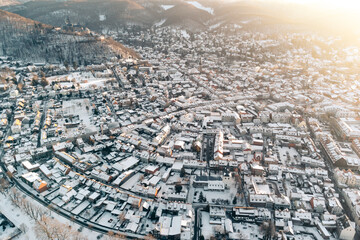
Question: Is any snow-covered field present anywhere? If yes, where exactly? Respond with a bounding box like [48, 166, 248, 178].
[62, 99, 93, 126]
[233, 24, 243, 29]
[200, 188, 236, 203]
[161, 4, 174, 10]
[209, 21, 225, 30]
[0, 193, 38, 240]
[186, 1, 214, 15]
[47, 72, 110, 90]
[181, 30, 190, 39]
[99, 14, 106, 21]
[232, 222, 263, 239]
[79, 78, 109, 89]
[0, 190, 101, 240]
[278, 146, 300, 166]
[241, 20, 253, 24]
[154, 19, 166, 27]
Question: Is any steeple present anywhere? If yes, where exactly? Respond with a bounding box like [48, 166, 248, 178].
[199, 57, 202, 73]
[65, 16, 71, 26]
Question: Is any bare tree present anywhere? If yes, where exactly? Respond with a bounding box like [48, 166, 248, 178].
[118, 212, 126, 223]
[103, 232, 127, 240]
[144, 233, 156, 240]
[19, 223, 27, 233]
[72, 231, 88, 240]
[8, 187, 21, 207]
[14, 194, 49, 221]
[35, 216, 87, 240]
[35, 216, 57, 240]
[214, 225, 225, 235]
[260, 220, 276, 238]
[0, 178, 10, 194]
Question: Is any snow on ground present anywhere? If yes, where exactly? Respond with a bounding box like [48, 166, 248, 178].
[154, 19, 166, 27]
[209, 21, 225, 30]
[47, 72, 110, 89]
[62, 99, 93, 126]
[120, 173, 141, 190]
[161, 4, 174, 10]
[79, 78, 109, 89]
[232, 222, 264, 239]
[0, 220, 18, 240]
[241, 20, 253, 24]
[0, 190, 101, 240]
[278, 146, 300, 166]
[200, 212, 214, 239]
[50, 9, 71, 16]
[181, 30, 190, 39]
[186, 1, 214, 15]
[202, 189, 233, 203]
[0, 192, 38, 240]
[99, 14, 106, 21]
[233, 24, 243, 29]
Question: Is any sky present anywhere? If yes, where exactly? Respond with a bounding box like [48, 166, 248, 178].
[281, 0, 360, 11]
[214, 0, 360, 39]
[271, 0, 360, 36]
[229, 0, 360, 12]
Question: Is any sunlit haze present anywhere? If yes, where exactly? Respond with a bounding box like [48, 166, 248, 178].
[242, 0, 360, 9]
[220, 0, 360, 41]
[284, 0, 360, 9]
[1, 0, 360, 239]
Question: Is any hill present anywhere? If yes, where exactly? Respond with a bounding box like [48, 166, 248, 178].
[0, 0, 31, 7]
[1, 0, 216, 32]
[2, 0, 359, 39]
[0, 9, 138, 64]
[161, 2, 212, 31]
[1, 0, 157, 32]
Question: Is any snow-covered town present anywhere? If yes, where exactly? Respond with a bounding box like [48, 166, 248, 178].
[1, 1, 360, 240]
